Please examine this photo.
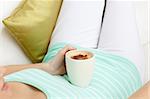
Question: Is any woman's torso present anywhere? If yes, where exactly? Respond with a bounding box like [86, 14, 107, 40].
[7, 82, 46, 99]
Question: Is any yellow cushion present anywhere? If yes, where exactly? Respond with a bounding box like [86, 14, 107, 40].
[3, 0, 62, 63]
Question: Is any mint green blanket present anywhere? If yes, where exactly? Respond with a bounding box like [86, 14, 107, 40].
[5, 42, 141, 99]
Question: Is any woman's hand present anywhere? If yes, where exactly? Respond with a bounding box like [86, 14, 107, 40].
[45, 45, 76, 75]
[0, 45, 76, 77]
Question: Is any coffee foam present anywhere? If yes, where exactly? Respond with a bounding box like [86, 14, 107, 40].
[66, 50, 93, 60]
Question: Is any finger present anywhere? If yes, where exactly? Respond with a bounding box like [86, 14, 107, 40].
[63, 45, 76, 53]
[58, 45, 76, 56]
[65, 45, 76, 50]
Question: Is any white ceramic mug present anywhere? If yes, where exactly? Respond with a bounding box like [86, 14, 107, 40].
[65, 50, 95, 87]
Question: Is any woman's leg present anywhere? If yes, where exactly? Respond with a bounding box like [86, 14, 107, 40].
[97, 1, 146, 83]
[50, 0, 105, 48]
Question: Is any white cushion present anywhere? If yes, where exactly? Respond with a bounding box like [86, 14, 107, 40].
[50, 0, 105, 48]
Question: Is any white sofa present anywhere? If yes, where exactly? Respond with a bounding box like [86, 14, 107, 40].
[0, 0, 149, 82]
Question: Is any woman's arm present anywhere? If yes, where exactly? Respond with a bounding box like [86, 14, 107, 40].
[2, 45, 76, 76]
[128, 81, 150, 99]
[3, 63, 49, 76]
